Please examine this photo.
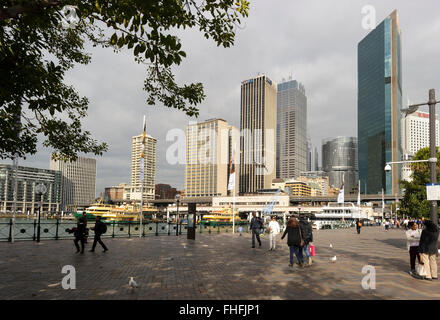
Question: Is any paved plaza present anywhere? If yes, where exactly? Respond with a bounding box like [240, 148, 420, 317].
[0, 226, 439, 300]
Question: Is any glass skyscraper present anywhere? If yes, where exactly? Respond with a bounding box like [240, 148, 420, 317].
[358, 10, 402, 195]
[276, 80, 307, 180]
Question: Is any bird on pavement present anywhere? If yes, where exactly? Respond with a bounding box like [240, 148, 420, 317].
[129, 277, 138, 288]
[330, 256, 337, 262]
[329, 244, 333, 248]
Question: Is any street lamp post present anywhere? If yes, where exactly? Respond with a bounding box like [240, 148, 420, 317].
[35, 183, 47, 243]
[175, 194, 180, 236]
[402, 89, 440, 225]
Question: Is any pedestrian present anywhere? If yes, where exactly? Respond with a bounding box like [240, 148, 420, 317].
[406, 221, 422, 276]
[385, 220, 390, 231]
[250, 212, 263, 248]
[356, 219, 362, 234]
[268, 216, 280, 251]
[238, 226, 243, 236]
[73, 218, 87, 254]
[281, 217, 304, 267]
[299, 217, 313, 265]
[89, 216, 108, 253]
[417, 220, 439, 281]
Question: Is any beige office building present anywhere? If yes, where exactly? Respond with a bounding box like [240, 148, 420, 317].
[240, 75, 277, 194]
[127, 134, 156, 202]
[185, 119, 239, 197]
[50, 156, 96, 209]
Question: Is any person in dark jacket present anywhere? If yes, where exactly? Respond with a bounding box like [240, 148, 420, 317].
[356, 219, 362, 234]
[418, 220, 439, 281]
[299, 218, 313, 266]
[281, 217, 304, 267]
[73, 218, 87, 254]
[89, 216, 108, 253]
[250, 212, 263, 248]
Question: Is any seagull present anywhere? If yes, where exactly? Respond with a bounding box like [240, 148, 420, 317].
[128, 277, 138, 288]
[330, 256, 337, 262]
[329, 244, 333, 248]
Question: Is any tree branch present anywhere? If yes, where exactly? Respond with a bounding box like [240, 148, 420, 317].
[0, 0, 62, 20]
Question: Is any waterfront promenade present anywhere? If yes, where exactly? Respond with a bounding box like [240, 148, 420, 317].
[0, 227, 439, 300]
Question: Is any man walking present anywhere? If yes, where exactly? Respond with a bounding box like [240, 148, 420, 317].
[268, 216, 280, 251]
[73, 218, 87, 254]
[250, 212, 263, 248]
[89, 216, 108, 253]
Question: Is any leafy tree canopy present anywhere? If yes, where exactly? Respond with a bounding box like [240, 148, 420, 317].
[0, 0, 249, 161]
[400, 146, 440, 218]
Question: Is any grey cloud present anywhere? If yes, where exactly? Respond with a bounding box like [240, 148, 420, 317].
[16, 0, 440, 194]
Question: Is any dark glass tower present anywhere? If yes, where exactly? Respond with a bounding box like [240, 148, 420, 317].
[358, 10, 402, 195]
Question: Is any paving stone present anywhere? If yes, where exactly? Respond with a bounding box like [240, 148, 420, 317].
[0, 227, 439, 299]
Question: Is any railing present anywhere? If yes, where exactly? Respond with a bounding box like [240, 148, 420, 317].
[0, 219, 252, 242]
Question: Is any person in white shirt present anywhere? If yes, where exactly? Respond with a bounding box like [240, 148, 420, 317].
[406, 221, 422, 276]
[268, 216, 280, 251]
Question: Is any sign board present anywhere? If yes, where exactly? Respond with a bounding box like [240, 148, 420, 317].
[426, 183, 440, 201]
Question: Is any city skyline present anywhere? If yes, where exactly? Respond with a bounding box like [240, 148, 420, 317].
[12, 1, 440, 194]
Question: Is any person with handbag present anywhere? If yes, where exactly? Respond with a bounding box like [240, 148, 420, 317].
[406, 221, 422, 276]
[281, 217, 304, 267]
[299, 218, 313, 266]
[250, 212, 263, 248]
[417, 220, 439, 281]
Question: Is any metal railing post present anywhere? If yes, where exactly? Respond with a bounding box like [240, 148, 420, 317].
[155, 221, 158, 236]
[55, 219, 59, 240]
[128, 221, 131, 238]
[112, 220, 115, 238]
[168, 222, 170, 236]
[33, 220, 36, 241]
[8, 219, 12, 242]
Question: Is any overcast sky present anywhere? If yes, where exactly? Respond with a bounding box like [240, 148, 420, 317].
[15, 0, 440, 195]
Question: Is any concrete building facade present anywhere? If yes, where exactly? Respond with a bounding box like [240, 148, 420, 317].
[50, 156, 96, 209]
[240, 75, 277, 194]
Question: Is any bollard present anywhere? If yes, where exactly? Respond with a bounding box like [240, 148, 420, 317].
[128, 221, 131, 238]
[155, 221, 159, 236]
[112, 220, 115, 238]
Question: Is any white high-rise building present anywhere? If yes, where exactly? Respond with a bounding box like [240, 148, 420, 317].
[50, 156, 96, 209]
[401, 111, 439, 181]
[126, 134, 156, 201]
[185, 119, 239, 197]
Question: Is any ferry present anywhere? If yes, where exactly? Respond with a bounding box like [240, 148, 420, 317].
[200, 207, 244, 226]
[312, 202, 373, 229]
[74, 203, 157, 222]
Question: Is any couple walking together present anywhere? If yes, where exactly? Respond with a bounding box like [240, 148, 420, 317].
[250, 213, 314, 267]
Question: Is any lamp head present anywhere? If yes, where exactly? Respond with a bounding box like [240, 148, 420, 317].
[384, 164, 392, 172]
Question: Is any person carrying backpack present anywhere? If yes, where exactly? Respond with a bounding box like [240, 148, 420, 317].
[299, 218, 314, 265]
[89, 216, 108, 253]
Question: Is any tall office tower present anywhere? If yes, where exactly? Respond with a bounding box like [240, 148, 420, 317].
[240, 75, 277, 194]
[185, 119, 238, 197]
[358, 10, 402, 195]
[306, 138, 312, 172]
[322, 137, 358, 194]
[401, 111, 439, 181]
[129, 134, 156, 201]
[314, 147, 319, 171]
[50, 156, 96, 209]
[276, 79, 307, 180]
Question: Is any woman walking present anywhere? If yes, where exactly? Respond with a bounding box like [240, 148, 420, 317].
[418, 220, 439, 281]
[281, 217, 304, 267]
